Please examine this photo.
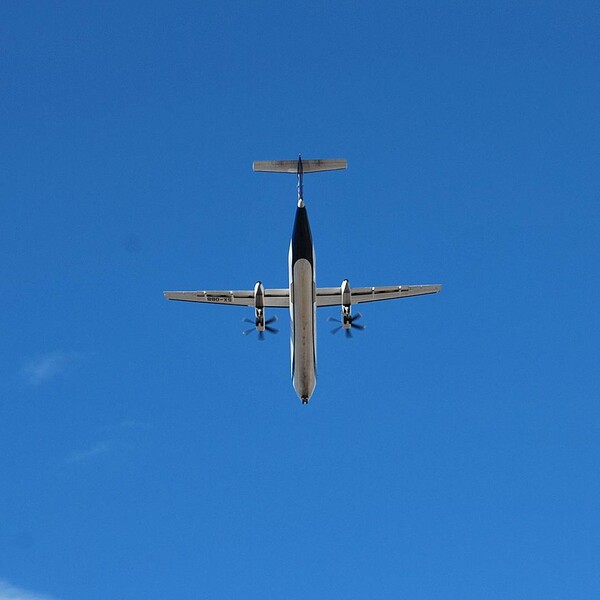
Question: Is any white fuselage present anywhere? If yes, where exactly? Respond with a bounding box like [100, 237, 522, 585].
[288, 199, 317, 403]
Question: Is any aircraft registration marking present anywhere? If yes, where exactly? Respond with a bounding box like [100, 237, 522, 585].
[204, 295, 233, 303]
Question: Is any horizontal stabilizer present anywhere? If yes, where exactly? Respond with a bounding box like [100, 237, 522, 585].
[253, 159, 347, 174]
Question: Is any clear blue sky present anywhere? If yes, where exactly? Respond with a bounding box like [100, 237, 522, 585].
[1, 2, 598, 599]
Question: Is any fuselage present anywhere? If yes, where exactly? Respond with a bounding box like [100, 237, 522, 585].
[288, 198, 317, 403]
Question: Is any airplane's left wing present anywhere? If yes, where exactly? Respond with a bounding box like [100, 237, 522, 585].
[164, 289, 289, 307]
[316, 284, 441, 307]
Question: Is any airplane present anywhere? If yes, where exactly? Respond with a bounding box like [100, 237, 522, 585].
[164, 156, 441, 404]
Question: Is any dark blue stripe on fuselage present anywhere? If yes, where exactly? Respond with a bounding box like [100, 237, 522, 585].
[291, 205, 314, 266]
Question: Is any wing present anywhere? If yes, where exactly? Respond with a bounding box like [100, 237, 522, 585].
[316, 284, 441, 307]
[164, 289, 289, 307]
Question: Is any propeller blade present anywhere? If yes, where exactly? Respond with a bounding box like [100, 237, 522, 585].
[242, 317, 255, 325]
[265, 315, 278, 325]
[258, 331, 265, 342]
[329, 311, 365, 337]
[265, 326, 279, 334]
[242, 327, 256, 336]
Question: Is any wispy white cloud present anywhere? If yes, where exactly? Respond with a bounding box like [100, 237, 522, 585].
[65, 419, 151, 465]
[0, 579, 57, 600]
[65, 441, 111, 464]
[21, 351, 77, 385]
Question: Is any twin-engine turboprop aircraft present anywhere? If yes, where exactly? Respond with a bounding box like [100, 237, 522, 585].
[164, 157, 441, 404]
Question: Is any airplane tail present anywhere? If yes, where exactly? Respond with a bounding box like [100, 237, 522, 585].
[253, 158, 347, 174]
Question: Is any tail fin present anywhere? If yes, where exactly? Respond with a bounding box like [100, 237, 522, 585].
[253, 159, 347, 173]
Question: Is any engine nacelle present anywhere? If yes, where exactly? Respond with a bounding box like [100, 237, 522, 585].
[242, 282, 278, 339]
[340, 279, 352, 329]
[253, 281, 266, 331]
[327, 280, 365, 336]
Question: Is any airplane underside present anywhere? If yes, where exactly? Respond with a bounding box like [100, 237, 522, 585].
[164, 156, 441, 404]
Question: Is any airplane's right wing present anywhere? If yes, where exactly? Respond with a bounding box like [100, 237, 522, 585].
[316, 284, 441, 307]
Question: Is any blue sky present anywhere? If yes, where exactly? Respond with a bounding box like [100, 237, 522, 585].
[1, 1, 599, 598]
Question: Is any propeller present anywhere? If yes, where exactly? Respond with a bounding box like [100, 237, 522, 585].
[327, 312, 365, 338]
[242, 315, 279, 341]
